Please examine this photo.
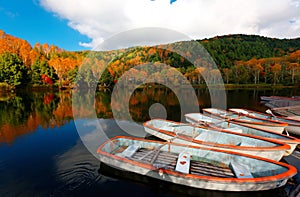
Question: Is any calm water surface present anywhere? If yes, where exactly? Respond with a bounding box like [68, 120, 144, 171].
[0, 87, 299, 196]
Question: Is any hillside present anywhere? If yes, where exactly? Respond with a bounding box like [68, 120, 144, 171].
[200, 34, 300, 68]
[0, 30, 300, 89]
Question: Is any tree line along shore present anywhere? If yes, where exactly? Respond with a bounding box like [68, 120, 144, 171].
[1, 30, 300, 92]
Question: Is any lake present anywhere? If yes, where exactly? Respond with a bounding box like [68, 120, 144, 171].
[0, 87, 299, 196]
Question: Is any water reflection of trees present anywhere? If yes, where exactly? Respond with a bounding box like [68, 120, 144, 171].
[0, 92, 33, 144]
[0, 87, 214, 144]
[130, 87, 181, 122]
[111, 86, 203, 122]
[0, 91, 60, 144]
[32, 92, 60, 128]
[0, 90, 113, 144]
[0, 93, 31, 126]
[95, 91, 113, 119]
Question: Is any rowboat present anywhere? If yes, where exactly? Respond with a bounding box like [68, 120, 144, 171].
[184, 113, 300, 155]
[260, 96, 300, 102]
[271, 105, 300, 118]
[202, 108, 288, 134]
[263, 99, 300, 109]
[228, 108, 300, 136]
[143, 119, 290, 161]
[97, 136, 297, 191]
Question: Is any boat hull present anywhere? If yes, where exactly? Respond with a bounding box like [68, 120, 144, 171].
[97, 136, 297, 191]
[143, 119, 290, 161]
[144, 127, 285, 161]
[100, 155, 289, 191]
[229, 108, 300, 136]
[285, 125, 300, 136]
[184, 113, 300, 156]
[203, 108, 287, 134]
[231, 121, 284, 134]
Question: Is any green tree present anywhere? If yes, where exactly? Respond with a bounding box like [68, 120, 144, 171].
[98, 68, 114, 87]
[0, 52, 28, 86]
[67, 66, 79, 85]
[84, 69, 97, 88]
[74, 67, 98, 89]
[30, 59, 58, 85]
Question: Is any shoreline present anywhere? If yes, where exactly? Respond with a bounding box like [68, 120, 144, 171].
[1, 83, 299, 92]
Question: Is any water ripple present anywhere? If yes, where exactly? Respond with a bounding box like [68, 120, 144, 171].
[52, 142, 105, 195]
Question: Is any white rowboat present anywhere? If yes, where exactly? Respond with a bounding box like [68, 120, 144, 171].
[202, 108, 288, 134]
[184, 113, 300, 155]
[143, 119, 290, 161]
[97, 136, 297, 191]
[228, 108, 300, 136]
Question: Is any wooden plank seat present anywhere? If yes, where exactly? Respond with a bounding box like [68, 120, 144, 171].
[131, 148, 178, 169]
[223, 127, 243, 133]
[229, 161, 253, 178]
[115, 145, 140, 158]
[190, 161, 235, 178]
[118, 146, 236, 178]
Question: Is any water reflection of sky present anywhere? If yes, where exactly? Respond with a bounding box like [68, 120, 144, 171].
[75, 118, 147, 158]
[0, 119, 153, 196]
[0, 120, 79, 195]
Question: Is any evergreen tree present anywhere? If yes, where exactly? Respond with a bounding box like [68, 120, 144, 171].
[0, 52, 28, 86]
[67, 65, 79, 85]
[30, 59, 58, 85]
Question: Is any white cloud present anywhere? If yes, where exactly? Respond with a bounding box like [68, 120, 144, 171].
[40, 0, 300, 49]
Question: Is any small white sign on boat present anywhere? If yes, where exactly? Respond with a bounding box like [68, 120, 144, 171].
[175, 152, 191, 174]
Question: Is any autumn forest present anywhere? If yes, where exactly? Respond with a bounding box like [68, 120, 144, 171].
[1, 29, 300, 91]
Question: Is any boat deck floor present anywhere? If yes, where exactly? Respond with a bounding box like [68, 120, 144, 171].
[114, 146, 235, 178]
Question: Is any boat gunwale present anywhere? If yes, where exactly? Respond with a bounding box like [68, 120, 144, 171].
[203, 108, 288, 127]
[143, 119, 290, 151]
[229, 108, 300, 127]
[184, 113, 300, 144]
[97, 136, 297, 183]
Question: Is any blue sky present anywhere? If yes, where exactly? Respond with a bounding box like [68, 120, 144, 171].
[0, 0, 299, 51]
[0, 0, 91, 51]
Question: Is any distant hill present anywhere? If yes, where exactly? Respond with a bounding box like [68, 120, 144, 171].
[199, 34, 300, 68]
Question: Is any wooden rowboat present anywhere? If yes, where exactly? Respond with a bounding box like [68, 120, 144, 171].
[229, 108, 300, 136]
[97, 136, 297, 191]
[202, 108, 288, 134]
[143, 119, 290, 161]
[184, 113, 300, 155]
